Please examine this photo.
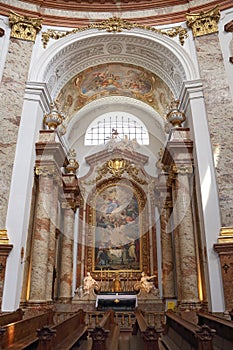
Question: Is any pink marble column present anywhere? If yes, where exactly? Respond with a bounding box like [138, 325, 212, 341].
[172, 165, 199, 308]
[29, 174, 53, 303]
[158, 176, 175, 299]
[59, 206, 74, 301]
[45, 181, 59, 302]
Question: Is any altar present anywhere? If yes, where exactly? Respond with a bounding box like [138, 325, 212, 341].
[96, 293, 138, 311]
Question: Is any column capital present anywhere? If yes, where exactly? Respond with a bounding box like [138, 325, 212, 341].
[9, 11, 43, 42]
[186, 6, 220, 37]
[217, 227, 233, 244]
[172, 164, 193, 175]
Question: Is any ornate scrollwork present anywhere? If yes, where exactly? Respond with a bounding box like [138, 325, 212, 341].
[186, 6, 220, 37]
[35, 165, 57, 177]
[172, 164, 193, 175]
[42, 17, 187, 48]
[9, 11, 43, 42]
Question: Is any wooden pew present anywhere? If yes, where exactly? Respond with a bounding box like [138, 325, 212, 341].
[0, 309, 24, 327]
[162, 311, 216, 350]
[37, 309, 87, 350]
[89, 310, 120, 350]
[0, 309, 53, 350]
[133, 309, 163, 350]
[198, 311, 233, 349]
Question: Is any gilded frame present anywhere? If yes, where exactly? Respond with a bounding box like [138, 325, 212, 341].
[86, 178, 149, 276]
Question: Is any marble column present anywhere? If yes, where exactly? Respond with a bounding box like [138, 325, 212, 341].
[29, 173, 53, 303]
[158, 175, 175, 299]
[45, 180, 59, 302]
[186, 7, 233, 228]
[0, 12, 42, 229]
[172, 164, 199, 308]
[59, 206, 75, 301]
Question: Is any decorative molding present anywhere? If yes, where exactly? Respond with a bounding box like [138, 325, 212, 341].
[186, 6, 220, 37]
[35, 165, 58, 177]
[172, 164, 193, 175]
[217, 227, 233, 244]
[85, 159, 147, 185]
[224, 20, 233, 33]
[9, 11, 43, 42]
[0, 229, 10, 245]
[42, 17, 187, 48]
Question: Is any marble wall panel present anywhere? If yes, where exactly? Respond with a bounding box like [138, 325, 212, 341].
[194, 33, 233, 227]
[0, 38, 34, 229]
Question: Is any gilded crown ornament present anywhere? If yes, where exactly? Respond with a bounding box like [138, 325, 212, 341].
[43, 102, 65, 130]
[186, 6, 220, 37]
[166, 100, 186, 127]
[9, 11, 43, 41]
[66, 149, 79, 175]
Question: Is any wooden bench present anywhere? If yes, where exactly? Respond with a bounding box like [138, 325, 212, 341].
[89, 310, 120, 350]
[0, 309, 53, 350]
[133, 309, 163, 350]
[198, 311, 233, 349]
[161, 311, 216, 350]
[37, 309, 87, 350]
[0, 309, 24, 327]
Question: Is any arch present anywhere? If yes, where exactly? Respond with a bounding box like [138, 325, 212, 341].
[29, 29, 199, 99]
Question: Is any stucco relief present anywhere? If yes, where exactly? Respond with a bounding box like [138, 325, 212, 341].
[41, 33, 186, 99]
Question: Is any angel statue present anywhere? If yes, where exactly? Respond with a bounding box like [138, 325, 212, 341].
[134, 272, 157, 294]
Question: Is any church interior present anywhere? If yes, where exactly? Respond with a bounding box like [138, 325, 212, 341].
[0, 0, 233, 349]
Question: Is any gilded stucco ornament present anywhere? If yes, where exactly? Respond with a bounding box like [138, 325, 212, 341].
[9, 11, 43, 41]
[42, 17, 187, 48]
[218, 227, 233, 244]
[0, 229, 10, 245]
[66, 149, 79, 175]
[172, 164, 193, 175]
[186, 6, 220, 37]
[43, 102, 65, 130]
[166, 100, 186, 128]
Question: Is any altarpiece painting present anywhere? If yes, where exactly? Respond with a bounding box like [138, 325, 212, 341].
[93, 182, 143, 272]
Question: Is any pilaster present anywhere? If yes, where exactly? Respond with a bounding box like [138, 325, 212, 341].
[0, 12, 42, 230]
[28, 130, 66, 305]
[59, 174, 79, 301]
[186, 7, 233, 228]
[157, 174, 175, 299]
[162, 128, 200, 309]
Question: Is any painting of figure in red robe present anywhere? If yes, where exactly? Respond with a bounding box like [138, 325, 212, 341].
[94, 184, 141, 271]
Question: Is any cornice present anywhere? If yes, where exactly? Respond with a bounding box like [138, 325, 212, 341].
[0, 1, 232, 27]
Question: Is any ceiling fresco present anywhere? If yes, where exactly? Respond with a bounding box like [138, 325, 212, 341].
[56, 63, 174, 120]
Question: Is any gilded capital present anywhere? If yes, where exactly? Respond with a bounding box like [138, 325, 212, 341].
[9, 11, 43, 42]
[172, 164, 193, 175]
[217, 227, 233, 244]
[0, 229, 10, 244]
[35, 165, 56, 177]
[186, 6, 220, 37]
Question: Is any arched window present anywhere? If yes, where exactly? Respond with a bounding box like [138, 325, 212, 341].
[85, 112, 149, 145]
